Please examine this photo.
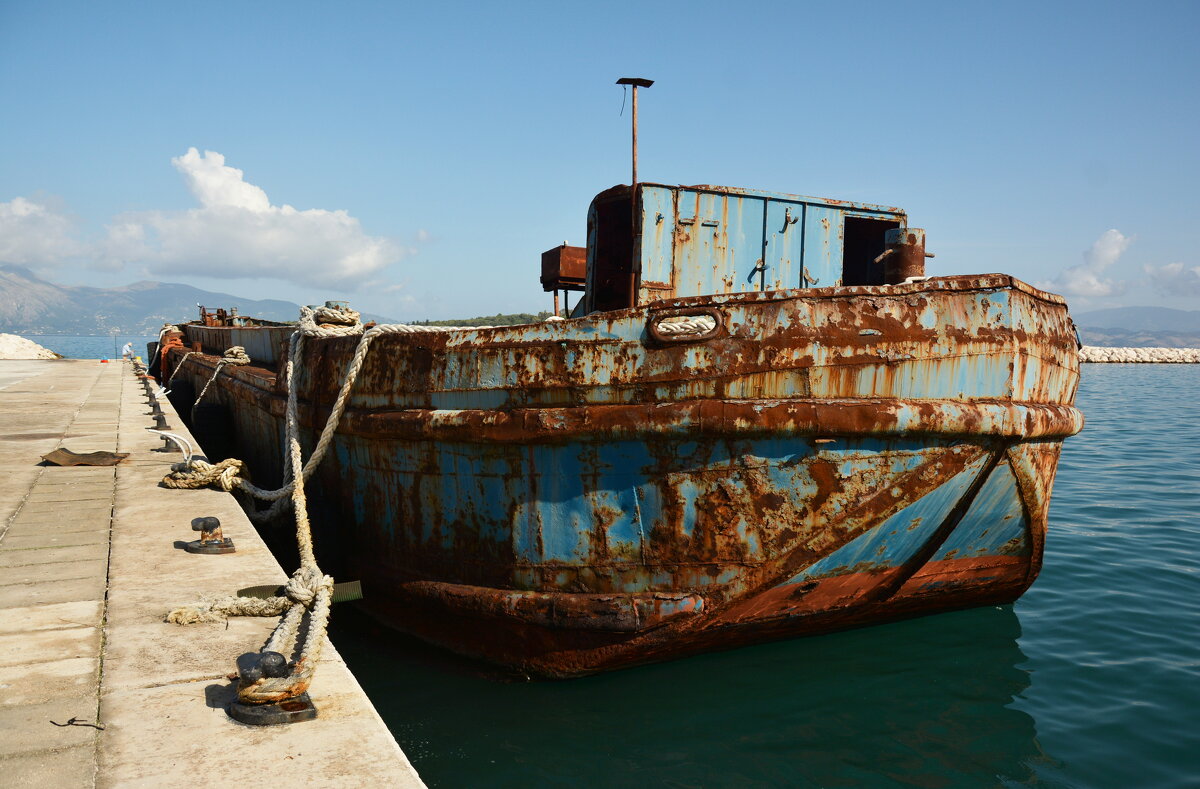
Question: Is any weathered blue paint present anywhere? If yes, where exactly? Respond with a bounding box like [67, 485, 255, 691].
[782, 453, 994, 584]
[164, 177, 1082, 676]
[620, 184, 905, 305]
[935, 462, 1030, 561]
[304, 280, 1074, 416]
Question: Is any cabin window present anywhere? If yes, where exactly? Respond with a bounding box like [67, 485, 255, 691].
[589, 192, 635, 312]
[842, 216, 900, 286]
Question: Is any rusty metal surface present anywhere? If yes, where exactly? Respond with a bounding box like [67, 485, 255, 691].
[165, 273, 1082, 676]
[199, 305, 291, 328]
[540, 244, 587, 292]
[604, 183, 908, 307]
[186, 324, 294, 366]
[403, 581, 704, 632]
[274, 273, 1079, 414]
[882, 227, 927, 284]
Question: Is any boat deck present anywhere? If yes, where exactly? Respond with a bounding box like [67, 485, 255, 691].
[0, 359, 423, 787]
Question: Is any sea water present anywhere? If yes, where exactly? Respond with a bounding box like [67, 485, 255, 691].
[327, 364, 1200, 788]
[26, 334, 159, 360]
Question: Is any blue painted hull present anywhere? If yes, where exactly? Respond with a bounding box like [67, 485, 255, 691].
[169, 274, 1082, 675]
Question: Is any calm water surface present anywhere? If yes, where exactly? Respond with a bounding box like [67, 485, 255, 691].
[327, 364, 1200, 787]
[26, 334, 158, 360]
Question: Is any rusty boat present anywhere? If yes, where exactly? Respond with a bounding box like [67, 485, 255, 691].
[154, 181, 1083, 677]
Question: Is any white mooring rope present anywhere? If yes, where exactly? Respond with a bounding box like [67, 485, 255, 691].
[189, 345, 251, 421]
[655, 314, 717, 336]
[148, 323, 180, 372]
[164, 304, 491, 704]
[167, 350, 199, 386]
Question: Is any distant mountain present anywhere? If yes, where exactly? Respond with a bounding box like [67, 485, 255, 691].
[1077, 327, 1200, 349]
[1073, 306, 1200, 332]
[0, 264, 396, 334]
[1073, 306, 1200, 348]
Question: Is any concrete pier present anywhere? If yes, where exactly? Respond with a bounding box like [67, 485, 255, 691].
[0, 360, 423, 787]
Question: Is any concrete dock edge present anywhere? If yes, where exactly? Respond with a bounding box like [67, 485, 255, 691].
[0, 360, 424, 788]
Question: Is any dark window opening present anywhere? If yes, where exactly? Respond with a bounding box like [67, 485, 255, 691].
[842, 216, 901, 286]
[589, 190, 635, 312]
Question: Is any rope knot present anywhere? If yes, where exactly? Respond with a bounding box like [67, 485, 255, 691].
[284, 567, 332, 608]
[162, 457, 249, 492]
[300, 303, 364, 338]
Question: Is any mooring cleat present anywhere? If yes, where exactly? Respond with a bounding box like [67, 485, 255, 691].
[184, 515, 235, 554]
[228, 692, 318, 726]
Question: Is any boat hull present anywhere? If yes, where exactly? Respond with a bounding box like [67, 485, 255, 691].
[164, 275, 1081, 676]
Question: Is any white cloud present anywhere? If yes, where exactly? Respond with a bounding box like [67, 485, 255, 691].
[1145, 262, 1200, 297]
[173, 148, 270, 211]
[1037, 229, 1131, 298]
[4, 151, 405, 290]
[0, 196, 85, 265]
[102, 148, 402, 288]
[1084, 229, 1132, 271]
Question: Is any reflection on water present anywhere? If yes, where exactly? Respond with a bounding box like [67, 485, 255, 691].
[332, 604, 1050, 787]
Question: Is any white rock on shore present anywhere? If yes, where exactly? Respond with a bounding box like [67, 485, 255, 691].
[1080, 346, 1200, 363]
[0, 333, 62, 360]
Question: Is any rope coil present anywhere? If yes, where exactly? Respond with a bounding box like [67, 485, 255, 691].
[655, 314, 718, 336]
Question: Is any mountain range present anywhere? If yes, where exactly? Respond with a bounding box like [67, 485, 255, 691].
[0, 264, 394, 334]
[1, 263, 1196, 345]
[1071, 306, 1200, 348]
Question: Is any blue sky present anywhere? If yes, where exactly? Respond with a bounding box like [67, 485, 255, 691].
[2, 0, 1197, 319]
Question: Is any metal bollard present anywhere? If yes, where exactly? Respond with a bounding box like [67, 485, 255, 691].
[227, 651, 318, 725]
[153, 413, 171, 431]
[184, 516, 235, 554]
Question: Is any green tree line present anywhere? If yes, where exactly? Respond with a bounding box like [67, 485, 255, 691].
[404, 311, 553, 327]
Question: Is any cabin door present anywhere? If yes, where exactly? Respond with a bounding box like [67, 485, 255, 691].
[762, 200, 805, 290]
[800, 205, 843, 287]
[673, 190, 766, 297]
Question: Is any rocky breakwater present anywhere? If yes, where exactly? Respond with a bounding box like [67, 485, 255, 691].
[1080, 346, 1200, 363]
[0, 333, 62, 359]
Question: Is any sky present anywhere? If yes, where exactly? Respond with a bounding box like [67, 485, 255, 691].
[1, 0, 1197, 320]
